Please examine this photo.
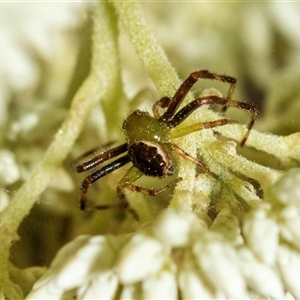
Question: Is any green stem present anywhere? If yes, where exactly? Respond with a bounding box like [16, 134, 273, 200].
[0, 2, 119, 298]
[111, 1, 179, 96]
[0, 1, 118, 232]
[111, 1, 199, 210]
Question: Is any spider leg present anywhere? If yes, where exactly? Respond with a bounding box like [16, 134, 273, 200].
[75, 143, 128, 173]
[171, 144, 217, 177]
[159, 70, 236, 123]
[170, 119, 235, 139]
[152, 96, 172, 119]
[117, 166, 182, 199]
[167, 95, 258, 146]
[79, 155, 131, 211]
[72, 141, 116, 168]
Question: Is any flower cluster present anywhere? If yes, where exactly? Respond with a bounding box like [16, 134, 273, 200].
[1, 2, 300, 299]
[27, 169, 300, 299]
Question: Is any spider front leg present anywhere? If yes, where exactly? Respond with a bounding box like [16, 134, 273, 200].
[168, 95, 258, 146]
[170, 118, 235, 139]
[152, 96, 172, 119]
[159, 70, 237, 123]
[72, 141, 116, 170]
[75, 143, 128, 173]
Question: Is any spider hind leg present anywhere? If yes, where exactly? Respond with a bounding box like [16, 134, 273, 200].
[117, 166, 182, 199]
[79, 155, 130, 211]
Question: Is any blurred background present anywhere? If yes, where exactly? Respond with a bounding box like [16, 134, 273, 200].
[1, 2, 300, 268]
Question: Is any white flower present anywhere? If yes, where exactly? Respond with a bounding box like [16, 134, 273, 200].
[153, 209, 197, 247]
[26, 234, 121, 299]
[178, 252, 215, 299]
[277, 244, 300, 299]
[7, 2, 300, 299]
[0, 2, 85, 91]
[243, 208, 279, 265]
[238, 247, 284, 298]
[116, 233, 166, 284]
[26, 169, 300, 300]
[0, 150, 19, 185]
[192, 233, 248, 299]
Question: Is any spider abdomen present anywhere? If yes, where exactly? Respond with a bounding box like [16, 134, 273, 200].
[128, 141, 174, 178]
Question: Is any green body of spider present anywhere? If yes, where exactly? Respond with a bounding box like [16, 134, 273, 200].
[123, 109, 170, 144]
[123, 109, 175, 178]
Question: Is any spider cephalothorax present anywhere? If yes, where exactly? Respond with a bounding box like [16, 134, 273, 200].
[75, 70, 258, 211]
[123, 110, 175, 178]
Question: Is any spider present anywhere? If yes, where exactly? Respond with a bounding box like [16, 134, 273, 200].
[75, 70, 258, 212]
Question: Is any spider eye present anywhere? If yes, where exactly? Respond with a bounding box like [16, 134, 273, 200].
[128, 141, 174, 177]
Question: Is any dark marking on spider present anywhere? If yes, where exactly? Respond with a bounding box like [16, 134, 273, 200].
[128, 141, 174, 177]
[74, 70, 258, 212]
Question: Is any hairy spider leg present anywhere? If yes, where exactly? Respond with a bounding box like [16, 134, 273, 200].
[167, 95, 258, 147]
[171, 143, 217, 177]
[152, 96, 172, 119]
[72, 141, 117, 170]
[75, 143, 128, 172]
[117, 166, 182, 199]
[159, 70, 237, 123]
[79, 155, 131, 211]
